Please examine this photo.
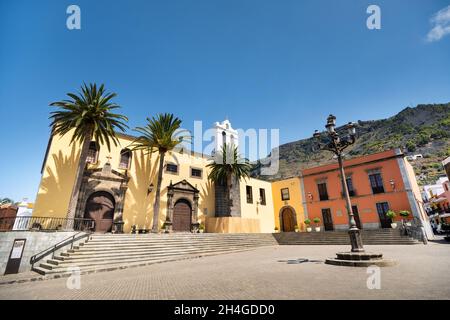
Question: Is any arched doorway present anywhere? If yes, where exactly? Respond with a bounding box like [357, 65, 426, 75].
[84, 191, 115, 233]
[280, 207, 296, 232]
[172, 199, 192, 232]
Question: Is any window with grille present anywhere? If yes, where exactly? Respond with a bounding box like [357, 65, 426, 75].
[317, 183, 329, 201]
[259, 188, 266, 205]
[369, 173, 385, 194]
[246, 186, 253, 204]
[86, 142, 98, 164]
[166, 163, 178, 174]
[346, 177, 355, 197]
[119, 149, 131, 169]
[191, 168, 202, 178]
[281, 188, 290, 201]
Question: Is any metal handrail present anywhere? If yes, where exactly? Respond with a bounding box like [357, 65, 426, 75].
[30, 231, 93, 268]
[0, 216, 94, 232]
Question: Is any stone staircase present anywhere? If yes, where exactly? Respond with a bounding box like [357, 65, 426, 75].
[32, 233, 278, 276]
[273, 229, 421, 245]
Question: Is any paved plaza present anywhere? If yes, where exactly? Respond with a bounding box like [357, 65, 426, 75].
[0, 242, 449, 300]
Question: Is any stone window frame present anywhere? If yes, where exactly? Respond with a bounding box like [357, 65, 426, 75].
[119, 149, 132, 170]
[190, 166, 203, 179]
[165, 162, 179, 175]
[86, 141, 100, 164]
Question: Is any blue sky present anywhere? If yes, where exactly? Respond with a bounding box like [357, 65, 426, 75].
[1, 0, 450, 202]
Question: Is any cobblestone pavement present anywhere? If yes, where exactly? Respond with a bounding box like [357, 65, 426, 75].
[1, 243, 449, 300]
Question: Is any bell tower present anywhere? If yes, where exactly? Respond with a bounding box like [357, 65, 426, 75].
[212, 119, 239, 155]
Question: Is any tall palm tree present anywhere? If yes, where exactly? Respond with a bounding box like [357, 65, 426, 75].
[131, 113, 187, 233]
[50, 83, 128, 226]
[207, 144, 252, 216]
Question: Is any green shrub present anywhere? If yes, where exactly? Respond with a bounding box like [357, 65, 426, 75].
[313, 217, 321, 224]
[304, 219, 311, 225]
[416, 134, 430, 146]
[399, 210, 410, 217]
[406, 141, 416, 152]
[386, 210, 396, 219]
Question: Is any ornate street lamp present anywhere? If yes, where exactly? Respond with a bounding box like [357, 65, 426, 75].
[312, 115, 363, 252]
[312, 115, 394, 266]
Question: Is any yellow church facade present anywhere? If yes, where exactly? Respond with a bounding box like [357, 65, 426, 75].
[33, 128, 276, 234]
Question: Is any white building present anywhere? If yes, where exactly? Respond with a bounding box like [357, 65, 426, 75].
[13, 199, 34, 230]
[423, 176, 449, 202]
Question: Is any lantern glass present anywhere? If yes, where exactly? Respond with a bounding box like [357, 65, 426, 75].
[327, 114, 336, 126]
[326, 123, 335, 134]
[347, 122, 356, 136]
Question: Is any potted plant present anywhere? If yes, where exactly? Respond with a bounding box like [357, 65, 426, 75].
[31, 222, 42, 231]
[199, 223, 205, 233]
[386, 210, 397, 228]
[274, 226, 279, 233]
[313, 217, 321, 232]
[399, 210, 411, 226]
[131, 225, 137, 234]
[294, 224, 299, 232]
[304, 219, 312, 232]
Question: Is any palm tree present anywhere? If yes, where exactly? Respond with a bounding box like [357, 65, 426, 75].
[207, 144, 252, 216]
[50, 83, 128, 226]
[131, 113, 187, 233]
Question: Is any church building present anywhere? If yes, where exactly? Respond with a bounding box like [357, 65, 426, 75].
[32, 120, 275, 234]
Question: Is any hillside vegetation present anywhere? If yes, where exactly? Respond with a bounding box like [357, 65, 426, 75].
[255, 103, 450, 185]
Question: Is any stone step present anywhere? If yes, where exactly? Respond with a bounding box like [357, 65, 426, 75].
[276, 240, 419, 245]
[84, 239, 277, 246]
[56, 243, 271, 260]
[278, 242, 418, 245]
[89, 233, 277, 239]
[86, 237, 276, 244]
[72, 242, 276, 252]
[39, 246, 256, 270]
[33, 248, 254, 276]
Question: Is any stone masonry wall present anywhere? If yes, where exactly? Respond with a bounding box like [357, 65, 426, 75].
[0, 231, 80, 274]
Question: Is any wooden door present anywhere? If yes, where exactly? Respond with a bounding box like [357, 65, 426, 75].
[84, 191, 115, 233]
[281, 208, 295, 232]
[376, 202, 391, 228]
[173, 200, 192, 232]
[322, 209, 334, 231]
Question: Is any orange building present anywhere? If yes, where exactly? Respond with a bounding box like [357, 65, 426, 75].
[301, 149, 433, 238]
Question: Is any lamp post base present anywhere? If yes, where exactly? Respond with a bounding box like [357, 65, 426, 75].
[324, 228, 396, 267]
[325, 252, 396, 267]
[349, 228, 365, 253]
